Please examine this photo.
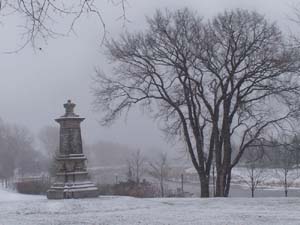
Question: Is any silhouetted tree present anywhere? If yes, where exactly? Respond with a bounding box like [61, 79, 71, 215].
[93, 8, 300, 197]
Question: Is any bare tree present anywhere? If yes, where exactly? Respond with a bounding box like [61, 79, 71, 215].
[0, 119, 15, 180]
[238, 142, 268, 197]
[148, 153, 170, 197]
[274, 150, 294, 197]
[38, 126, 59, 175]
[238, 161, 266, 198]
[126, 149, 145, 184]
[93, 8, 300, 197]
[38, 126, 59, 158]
[0, 119, 46, 181]
[272, 138, 300, 197]
[290, 134, 300, 175]
[245, 165, 265, 198]
[0, 0, 128, 52]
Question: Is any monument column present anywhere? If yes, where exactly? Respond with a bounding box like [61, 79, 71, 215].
[47, 100, 99, 199]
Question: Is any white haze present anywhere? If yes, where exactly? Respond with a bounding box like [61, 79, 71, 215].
[0, 0, 298, 153]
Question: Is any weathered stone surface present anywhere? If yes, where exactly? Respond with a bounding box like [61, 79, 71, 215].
[47, 100, 99, 199]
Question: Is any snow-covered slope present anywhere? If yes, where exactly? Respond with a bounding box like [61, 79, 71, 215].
[0, 188, 42, 202]
[0, 188, 300, 225]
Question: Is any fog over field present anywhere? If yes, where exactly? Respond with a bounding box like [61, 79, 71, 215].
[0, 0, 299, 153]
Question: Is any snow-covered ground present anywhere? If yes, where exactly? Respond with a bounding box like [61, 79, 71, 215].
[1, 188, 300, 225]
[185, 167, 300, 188]
[0, 188, 41, 202]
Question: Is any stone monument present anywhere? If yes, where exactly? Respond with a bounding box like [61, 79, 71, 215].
[47, 100, 99, 199]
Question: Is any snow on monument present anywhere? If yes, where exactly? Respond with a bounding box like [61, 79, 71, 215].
[47, 100, 99, 199]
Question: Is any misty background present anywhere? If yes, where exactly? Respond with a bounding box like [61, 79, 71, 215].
[0, 0, 299, 164]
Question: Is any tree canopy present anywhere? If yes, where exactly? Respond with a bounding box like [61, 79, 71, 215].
[93, 8, 300, 197]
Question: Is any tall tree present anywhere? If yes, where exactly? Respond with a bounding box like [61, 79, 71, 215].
[93, 8, 300, 197]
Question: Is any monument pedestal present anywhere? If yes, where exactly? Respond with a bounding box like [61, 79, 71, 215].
[47, 100, 99, 199]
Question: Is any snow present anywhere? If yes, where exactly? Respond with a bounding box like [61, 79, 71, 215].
[1, 188, 300, 225]
[230, 167, 300, 188]
[185, 167, 300, 189]
[0, 188, 42, 202]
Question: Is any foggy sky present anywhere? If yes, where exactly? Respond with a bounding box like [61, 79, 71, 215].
[0, 0, 298, 151]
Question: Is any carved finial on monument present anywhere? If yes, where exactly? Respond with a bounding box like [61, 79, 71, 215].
[63, 100, 78, 117]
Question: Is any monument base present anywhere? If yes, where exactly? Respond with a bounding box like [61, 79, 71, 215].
[47, 182, 99, 199]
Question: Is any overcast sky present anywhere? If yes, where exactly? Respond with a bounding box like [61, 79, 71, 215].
[0, 0, 298, 151]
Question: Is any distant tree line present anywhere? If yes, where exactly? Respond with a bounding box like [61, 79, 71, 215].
[0, 119, 49, 181]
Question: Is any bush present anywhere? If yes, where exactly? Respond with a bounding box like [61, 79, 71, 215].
[15, 177, 51, 195]
[97, 179, 159, 197]
[98, 184, 114, 195]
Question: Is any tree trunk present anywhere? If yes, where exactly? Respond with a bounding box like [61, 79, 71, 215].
[251, 168, 254, 198]
[212, 164, 216, 197]
[284, 170, 288, 197]
[199, 175, 210, 198]
[224, 170, 231, 197]
[215, 166, 228, 197]
[284, 181, 288, 197]
[160, 176, 164, 197]
[215, 172, 224, 197]
[181, 173, 184, 196]
[215, 168, 232, 197]
[285, 188, 288, 197]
